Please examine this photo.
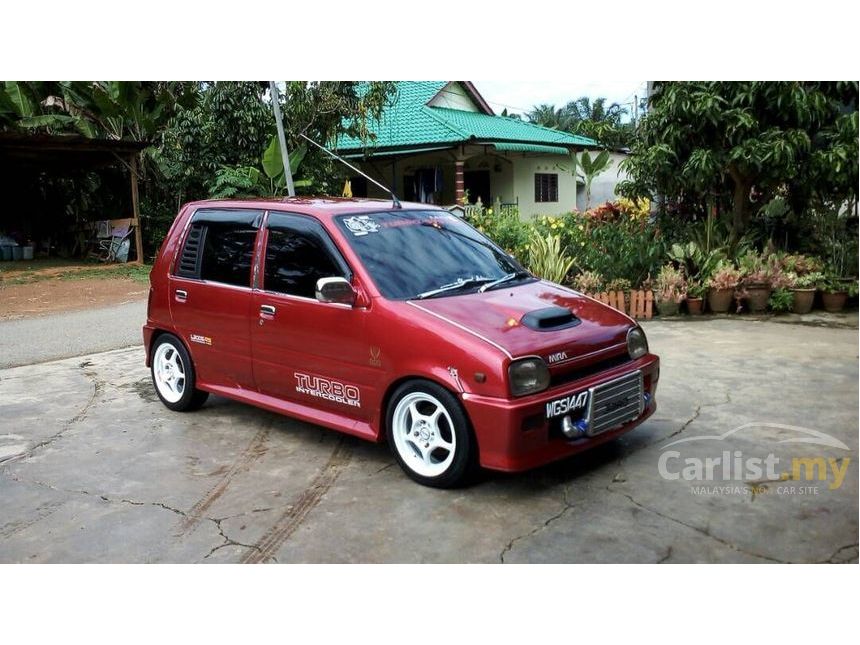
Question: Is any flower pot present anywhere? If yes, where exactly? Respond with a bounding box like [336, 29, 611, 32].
[708, 288, 733, 313]
[790, 288, 816, 314]
[656, 299, 679, 317]
[821, 292, 847, 313]
[745, 283, 771, 313]
[686, 297, 704, 316]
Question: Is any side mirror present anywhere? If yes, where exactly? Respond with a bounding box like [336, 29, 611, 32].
[316, 277, 356, 306]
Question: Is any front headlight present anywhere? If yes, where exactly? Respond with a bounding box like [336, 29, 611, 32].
[508, 357, 550, 397]
[627, 326, 649, 359]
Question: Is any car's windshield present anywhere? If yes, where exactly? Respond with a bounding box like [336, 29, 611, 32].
[334, 210, 532, 300]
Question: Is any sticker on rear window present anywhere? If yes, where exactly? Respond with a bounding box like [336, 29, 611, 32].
[343, 215, 379, 237]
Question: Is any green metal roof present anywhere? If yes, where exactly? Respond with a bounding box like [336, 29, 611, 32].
[335, 81, 597, 154]
[491, 142, 570, 156]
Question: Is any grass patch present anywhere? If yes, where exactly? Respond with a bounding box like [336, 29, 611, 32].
[0, 262, 151, 285]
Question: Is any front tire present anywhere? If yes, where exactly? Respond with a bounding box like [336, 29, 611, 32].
[150, 333, 209, 412]
[386, 380, 475, 488]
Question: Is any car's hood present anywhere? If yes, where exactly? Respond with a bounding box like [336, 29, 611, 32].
[407, 280, 634, 364]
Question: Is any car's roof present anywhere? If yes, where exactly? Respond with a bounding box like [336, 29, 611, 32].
[183, 197, 444, 220]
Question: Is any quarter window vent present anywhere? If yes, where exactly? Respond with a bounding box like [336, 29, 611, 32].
[176, 224, 204, 278]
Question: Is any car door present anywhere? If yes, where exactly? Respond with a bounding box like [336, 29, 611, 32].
[250, 212, 379, 422]
[169, 208, 262, 390]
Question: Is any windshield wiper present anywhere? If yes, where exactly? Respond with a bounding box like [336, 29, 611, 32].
[477, 270, 532, 293]
[414, 276, 493, 300]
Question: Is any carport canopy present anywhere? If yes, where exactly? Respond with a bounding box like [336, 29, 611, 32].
[0, 132, 148, 262]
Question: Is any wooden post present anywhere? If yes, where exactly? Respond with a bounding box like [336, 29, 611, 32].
[130, 154, 144, 264]
[454, 160, 465, 204]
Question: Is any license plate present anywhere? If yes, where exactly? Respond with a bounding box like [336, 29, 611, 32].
[545, 389, 590, 419]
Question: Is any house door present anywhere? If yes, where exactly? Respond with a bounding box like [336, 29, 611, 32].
[464, 170, 491, 205]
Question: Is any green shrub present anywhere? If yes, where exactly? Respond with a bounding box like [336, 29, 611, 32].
[469, 209, 530, 261]
[527, 233, 575, 284]
[768, 288, 794, 313]
[572, 270, 604, 293]
[476, 201, 666, 288]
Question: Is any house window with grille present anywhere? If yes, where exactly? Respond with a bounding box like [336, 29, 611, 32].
[534, 173, 558, 203]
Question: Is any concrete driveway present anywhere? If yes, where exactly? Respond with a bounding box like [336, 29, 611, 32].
[0, 317, 857, 563]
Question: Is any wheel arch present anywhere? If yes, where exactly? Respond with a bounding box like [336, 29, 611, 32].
[146, 328, 191, 367]
[378, 373, 477, 450]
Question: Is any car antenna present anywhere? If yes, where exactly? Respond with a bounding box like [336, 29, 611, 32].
[298, 133, 402, 209]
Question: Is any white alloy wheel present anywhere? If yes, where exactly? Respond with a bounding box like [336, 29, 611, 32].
[391, 392, 457, 478]
[153, 342, 186, 404]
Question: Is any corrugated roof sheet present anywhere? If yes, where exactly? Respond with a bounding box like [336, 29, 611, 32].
[491, 142, 570, 155]
[336, 81, 598, 153]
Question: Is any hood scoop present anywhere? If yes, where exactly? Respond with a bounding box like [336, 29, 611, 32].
[521, 306, 581, 332]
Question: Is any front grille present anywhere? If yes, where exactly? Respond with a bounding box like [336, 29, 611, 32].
[587, 370, 643, 436]
[549, 352, 632, 389]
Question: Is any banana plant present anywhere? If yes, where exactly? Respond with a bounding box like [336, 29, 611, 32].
[557, 149, 613, 210]
[209, 135, 311, 199]
[261, 135, 309, 193]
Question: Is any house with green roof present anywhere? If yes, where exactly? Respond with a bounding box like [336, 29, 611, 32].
[335, 81, 628, 217]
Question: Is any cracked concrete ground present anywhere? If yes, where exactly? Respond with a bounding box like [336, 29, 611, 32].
[0, 318, 857, 563]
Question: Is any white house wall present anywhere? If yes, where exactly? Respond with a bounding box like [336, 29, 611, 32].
[510, 155, 579, 218]
[355, 150, 629, 219]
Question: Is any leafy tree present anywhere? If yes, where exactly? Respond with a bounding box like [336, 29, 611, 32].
[527, 96, 633, 148]
[620, 81, 859, 237]
[0, 81, 396, 253]
[0, 81, 197, 141]
[527, 103, 570, 130]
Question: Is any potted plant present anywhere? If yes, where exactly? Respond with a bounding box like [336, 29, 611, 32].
[767, 288, 794, 314]
[788, 271, 823, 314]
[819, 273, 858, 313]
[655, 264, 686, 316]
[738, 252, 771, 314]
[572, 270, 604, 296]
[686, 282, 707, 315]
[707, 263, 742, 314]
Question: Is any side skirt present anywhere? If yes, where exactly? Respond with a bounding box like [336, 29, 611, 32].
[197, 382, 381, 443]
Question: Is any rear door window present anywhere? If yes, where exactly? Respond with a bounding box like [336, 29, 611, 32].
[175, 209, 262, 287]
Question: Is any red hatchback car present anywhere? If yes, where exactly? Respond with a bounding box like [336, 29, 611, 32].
[144, 198, 659, 487]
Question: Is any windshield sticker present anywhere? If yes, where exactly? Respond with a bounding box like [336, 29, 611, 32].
[343, 215, 379, 237]
[379, 215, 456, 230]
[295, 372, 361, 408]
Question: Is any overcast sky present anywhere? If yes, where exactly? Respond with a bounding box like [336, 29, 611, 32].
[473, 80, 647, 119]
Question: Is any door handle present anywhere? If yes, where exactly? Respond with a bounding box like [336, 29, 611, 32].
[175, 289, 187, 302]
[260, 304, 276, 316]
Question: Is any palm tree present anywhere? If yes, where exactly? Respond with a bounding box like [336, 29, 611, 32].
[527, 103, 571, 130]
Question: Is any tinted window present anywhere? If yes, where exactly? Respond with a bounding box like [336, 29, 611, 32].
[199, 221, 257, 287]
[335, 210, 527, 299]
[264, 226, 343, 298]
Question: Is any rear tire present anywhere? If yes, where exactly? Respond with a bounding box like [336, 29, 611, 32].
[386, 380, 475, 488]
[150, 333, 209, 412]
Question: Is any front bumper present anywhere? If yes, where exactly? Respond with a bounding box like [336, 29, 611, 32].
[462, 354, 659, 472]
